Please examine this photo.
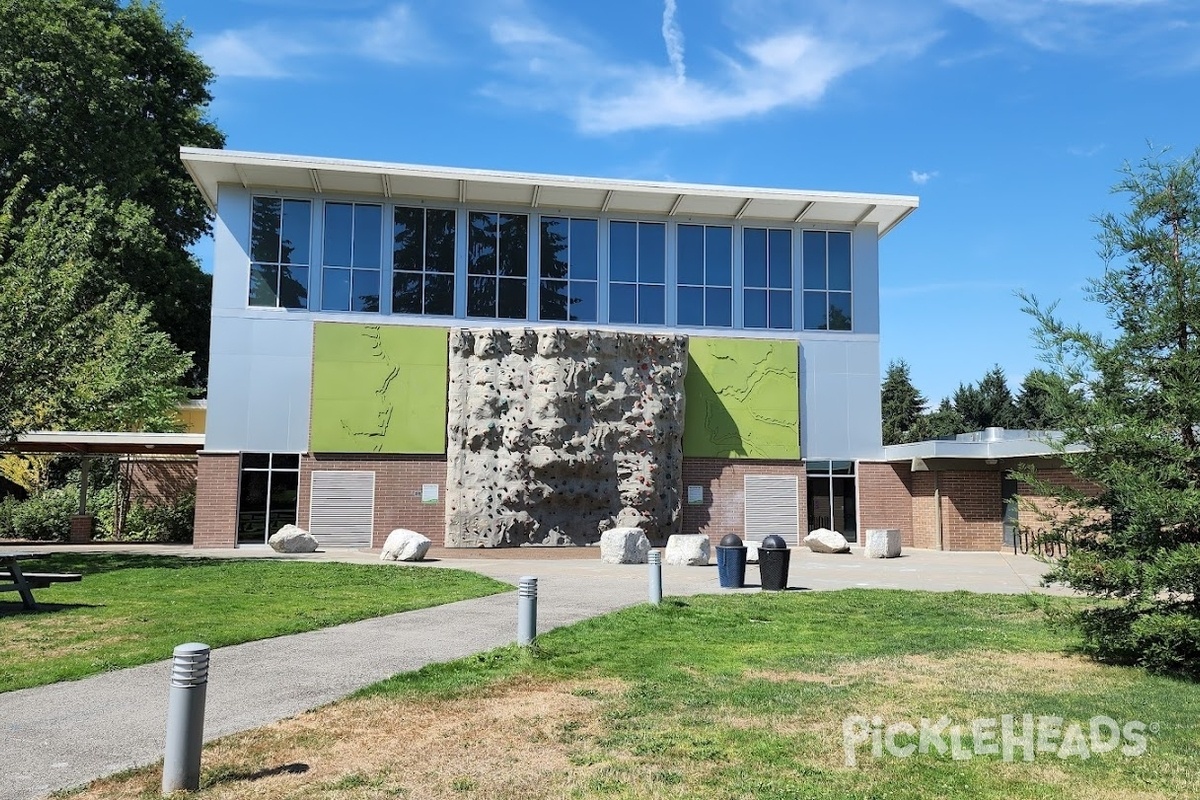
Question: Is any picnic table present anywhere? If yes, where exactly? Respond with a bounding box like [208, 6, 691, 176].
[0, 552, 82, 610]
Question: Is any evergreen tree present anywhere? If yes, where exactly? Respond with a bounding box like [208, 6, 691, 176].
[915, 397, 966, 440]
[952, 365, 1018, 431]
[881, 359, 927, 445]
[1022, 146, 1200, 677]
[1013, 368, 1072, 430]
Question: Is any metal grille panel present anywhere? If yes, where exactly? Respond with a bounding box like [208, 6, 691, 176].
[309, 471, 375, 548]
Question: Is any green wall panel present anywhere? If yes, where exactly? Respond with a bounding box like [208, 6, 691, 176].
[684, 337, 800, 459]
[311, 323, 448, 454]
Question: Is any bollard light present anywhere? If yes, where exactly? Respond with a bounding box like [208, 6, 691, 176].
[648, 550, 663, 606]
[163, 642, 210, 794]
[517, 576, 538, 646]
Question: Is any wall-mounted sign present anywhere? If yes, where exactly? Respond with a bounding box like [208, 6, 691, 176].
[422, 484, 440, 504]
[687, 485, 704, 505]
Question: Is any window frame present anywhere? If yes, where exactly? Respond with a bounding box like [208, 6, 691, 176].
[321, 200, 384, 313]
[538, 215, 599, 323]
[801, 229, 854, 332]
[676, 223, 734, 328]
[391, 205, 457, 317]
[608, 219, 667, 326]
[466, 209, 530, 321]
[248, 196, 312, 310]
[742, 226, 794, 331]
[236, 452, 301, 546]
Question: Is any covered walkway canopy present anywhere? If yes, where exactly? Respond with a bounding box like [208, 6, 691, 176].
[2, 432, 205, 531]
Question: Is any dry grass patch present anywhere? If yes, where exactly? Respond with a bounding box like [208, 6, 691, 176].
[74, 678, 633, 800]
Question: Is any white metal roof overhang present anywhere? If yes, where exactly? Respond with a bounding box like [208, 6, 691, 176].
[5, 431, 205, 456]
[181, 148, 920, 236]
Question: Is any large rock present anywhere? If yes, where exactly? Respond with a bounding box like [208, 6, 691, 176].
[664, 534, 711, 566]
[864, 528, 902, 559]
[268, 524, 318, 553]
[381, 529, 432, 561]
[600, 528, 651, 564]
[803, 528, 851, 554]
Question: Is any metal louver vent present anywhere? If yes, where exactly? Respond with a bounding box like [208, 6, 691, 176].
[309, 471, 375, 548]
[744, 475, 799, 545]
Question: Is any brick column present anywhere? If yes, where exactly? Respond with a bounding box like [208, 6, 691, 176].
[193, 452, 240, 548]
[69, 514, 94, 543]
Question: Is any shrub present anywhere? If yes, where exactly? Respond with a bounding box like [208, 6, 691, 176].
[118, 491, 195, 543]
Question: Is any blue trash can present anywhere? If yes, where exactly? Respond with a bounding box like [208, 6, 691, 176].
[716, 533, 747, 588]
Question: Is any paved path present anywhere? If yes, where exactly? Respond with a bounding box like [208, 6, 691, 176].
[0, 546, 1065, 800]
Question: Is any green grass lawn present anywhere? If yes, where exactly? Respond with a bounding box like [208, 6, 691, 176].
[0, 553, 510, 693]
[75, 588, 1200, 800]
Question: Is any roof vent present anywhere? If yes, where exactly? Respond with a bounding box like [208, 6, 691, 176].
[983, 426, 1005, 442]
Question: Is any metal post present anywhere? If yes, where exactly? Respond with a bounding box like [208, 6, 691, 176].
[517, 576, 537, 646]
[647, 550, 662, 605]
[163, 643, 210, 794]
[78, 456, 90, 515]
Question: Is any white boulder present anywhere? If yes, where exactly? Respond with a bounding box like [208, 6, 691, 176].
[268, 524, 318, 553]
[381, 529, 432, 561]
[864, 528, 902, 559]
[803, 527, 851, 554]
[600, 527, 650, 564]
[664, 534, 711, 566]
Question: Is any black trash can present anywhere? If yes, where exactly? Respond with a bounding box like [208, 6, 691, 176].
[758, 534, 791, 591]
[716, 533, 747, 588]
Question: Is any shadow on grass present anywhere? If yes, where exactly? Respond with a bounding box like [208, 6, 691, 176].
[15, 553, 215, 576]
[204, 762, 310, 787]
[0, 602, 100, 618]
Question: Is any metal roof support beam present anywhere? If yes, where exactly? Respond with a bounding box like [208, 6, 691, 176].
[233, 164, 249, 189]
[853, 204, 877, 225]
[668, 194, 684, 216]
[381, 174, 392, 198]
[531, 185, 541, 207]
[601, 189, 614, 213]
[458, 179, 466, 203]
[309, 169, 322, 193]
[794, 201, 814, 223]
[734, 197, 754, 220]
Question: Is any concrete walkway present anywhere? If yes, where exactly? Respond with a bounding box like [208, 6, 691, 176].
[0, 546, 1066, 800]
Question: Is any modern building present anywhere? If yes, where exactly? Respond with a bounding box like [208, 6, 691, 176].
[182, 147, 978, 551]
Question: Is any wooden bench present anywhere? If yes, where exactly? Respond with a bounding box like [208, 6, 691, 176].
[0, 553, 83, 610]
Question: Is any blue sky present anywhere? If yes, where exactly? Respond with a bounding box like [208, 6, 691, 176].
[163, 0, 1200, 405]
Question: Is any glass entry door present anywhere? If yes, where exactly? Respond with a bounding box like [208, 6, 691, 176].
[806, 460, 857, 542]
[237, 453, 300, 545]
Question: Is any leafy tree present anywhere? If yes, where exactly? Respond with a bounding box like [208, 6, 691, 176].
[881, 359, 927, 445]
[0, 183, 190, 443]
[952, 365, 1018, 431]
[1022, 146, 1200, 677]
[0, 0, 224, 386]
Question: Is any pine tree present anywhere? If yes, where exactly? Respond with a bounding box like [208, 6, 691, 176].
[1022, 146, 1200, 677]
[952, 366, 1018, 431]
[881, 359, 927, 445]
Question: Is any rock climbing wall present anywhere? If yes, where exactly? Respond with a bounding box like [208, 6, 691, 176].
[445, 327, 687, 547]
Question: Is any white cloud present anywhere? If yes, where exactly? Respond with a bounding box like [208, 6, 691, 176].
[910, 169, 939, 185]
[945, 0, 1185, 52]
[198, 29, 308, 78]
[485, 4, 939, 135]
[356, 5, 440, 64]
[662, 0, 686, 82]
[1067, 144, 1106, 157]
[198, 3, 440, 80]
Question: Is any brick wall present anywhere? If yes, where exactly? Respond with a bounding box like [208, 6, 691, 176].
[297, 454, 448, 548]
[909, 471, 940, 549]
[193, 452, 239, 548]
[681, 458, 807, 546]
[858, 462, 914, 547]
[124, 457, 198, 505]
[939, 470, 1003, 551]
[1016, 467, 1105, 534]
